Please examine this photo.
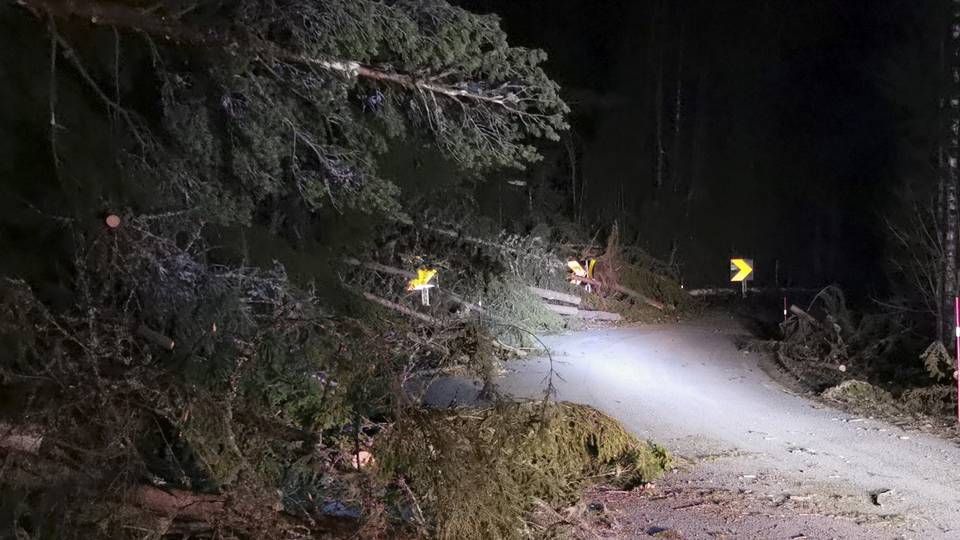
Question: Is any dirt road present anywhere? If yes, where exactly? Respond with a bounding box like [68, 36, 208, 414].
[428, 315, 960, 538]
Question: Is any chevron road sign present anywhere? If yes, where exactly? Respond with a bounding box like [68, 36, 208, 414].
[730, 258, 754, 282]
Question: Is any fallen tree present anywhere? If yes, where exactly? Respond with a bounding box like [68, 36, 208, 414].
[543, 303, 623, 321]
[379, 401, 671, 538]
[777, 286, 908, 389]
[0, 2, 686, 537]
[347, 257, 620, 325]
[415, 222, 677, 313]
[345, 257, 487, 315]
[528, 286, 581, 306]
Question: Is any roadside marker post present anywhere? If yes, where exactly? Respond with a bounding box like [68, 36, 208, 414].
[955, 296, 960, 424]
[406, 268, 438, 306]
[781, 296, 788, 339]
[730, 258, 754, 298]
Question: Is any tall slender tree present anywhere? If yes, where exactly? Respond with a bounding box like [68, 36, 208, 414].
[940, 0, 960, 342]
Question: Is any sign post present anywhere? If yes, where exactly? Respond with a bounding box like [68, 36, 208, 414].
[567, 259, 598, 292]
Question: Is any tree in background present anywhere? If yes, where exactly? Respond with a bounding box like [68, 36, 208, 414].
[886, 0, 960, 352]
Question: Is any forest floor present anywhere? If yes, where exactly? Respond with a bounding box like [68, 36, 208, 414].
[425, 313, 960, 539]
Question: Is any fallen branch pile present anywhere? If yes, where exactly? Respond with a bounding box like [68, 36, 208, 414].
[778, 286, 907, 389]
[355, 221, 685, 332]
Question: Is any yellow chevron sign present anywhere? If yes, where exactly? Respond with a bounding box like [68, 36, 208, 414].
[730, 258, 754, 282]
[406, 268, 437, 291]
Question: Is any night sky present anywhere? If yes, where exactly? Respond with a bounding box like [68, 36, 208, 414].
[459, 0, 929, 293]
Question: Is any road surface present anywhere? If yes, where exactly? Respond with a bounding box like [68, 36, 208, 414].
[426, 315, 960, 539]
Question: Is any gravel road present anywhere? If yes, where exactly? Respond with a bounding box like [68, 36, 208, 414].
[426, 314, 960, 538]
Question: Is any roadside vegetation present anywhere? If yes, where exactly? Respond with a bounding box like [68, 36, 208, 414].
[764, 286, 958, 432]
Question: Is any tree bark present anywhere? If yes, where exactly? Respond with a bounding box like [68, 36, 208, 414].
[654, 51, 665, 194]
[528, 286, 581, 306]
[362, 292, 440, 326]
[564, 134, 580, 224]
[943, 0, 960, 346]
[573, 275, 669, 311]
[542, 303, 622, 321]
[685, 69, 707, 219]
[129, 486, 226, 521]
[672, 21, 685, 195]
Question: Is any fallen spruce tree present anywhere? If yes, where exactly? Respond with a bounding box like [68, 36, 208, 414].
[0, 0, 672, 537]
[343, 218, 690, 338]
[777, 286, 908, 389]
[0, 216, 672, 538]
[776, 286, 957, 421]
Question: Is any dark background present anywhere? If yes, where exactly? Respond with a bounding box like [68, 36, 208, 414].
[457, 0, 932, 293]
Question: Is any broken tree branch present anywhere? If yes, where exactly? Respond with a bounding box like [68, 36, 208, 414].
[127, 484, 360, 534]
[542, 304, 623, 321]
[574, 275, 667, 311]
[362, 292, 439, 326]
[19, 0, 536, 113]
[359, 291, 525, 356]
[129, 485, 225, 521]
[789, 305, 820, 327]
[611, 283, 668, 311]
[136, 324, 175, 350]
[343, 258, 487, 315]
[543, 303, 578, 317]
[528, 286, 580, 306]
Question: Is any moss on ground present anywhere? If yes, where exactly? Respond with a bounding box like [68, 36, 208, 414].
[822, 379, 895, 407]
[377, 401, 671, 539]
[822, 379, 956, 420]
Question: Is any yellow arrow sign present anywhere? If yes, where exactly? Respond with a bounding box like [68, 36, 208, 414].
[730, 258, 754, 282]
[406, 268, 438, 291]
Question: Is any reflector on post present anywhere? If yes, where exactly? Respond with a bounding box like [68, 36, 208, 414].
[955, 297, 959, 424]
[406, 268, 437, 306]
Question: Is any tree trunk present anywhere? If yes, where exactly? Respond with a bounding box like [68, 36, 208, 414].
[528, 286, 581, 306]
[654, 52, 665, 194]
[564, 134, 580, 224]
[362, 292, 440, 326]
[685, 69, 707, 219]
[542, 303, 622, 321]
[938, 146, 947, 344]
[20, 0, 537, 114]
[672, 23, 685, 195]
[944, 0, 960, 346]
